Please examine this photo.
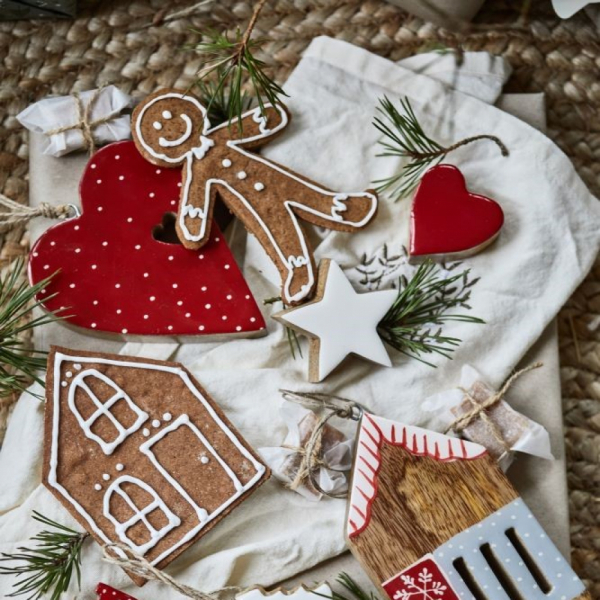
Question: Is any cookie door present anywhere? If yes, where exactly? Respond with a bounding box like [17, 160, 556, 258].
[140, 415, 244, 522]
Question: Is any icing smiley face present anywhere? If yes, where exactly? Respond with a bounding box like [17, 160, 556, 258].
[135, 93, 213, 164]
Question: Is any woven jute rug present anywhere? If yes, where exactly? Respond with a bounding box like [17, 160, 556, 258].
[1, 0, 599, 595]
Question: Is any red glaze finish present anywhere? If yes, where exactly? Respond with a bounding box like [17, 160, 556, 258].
[29, 141, 266, 337]
[410, 164, 504, 259]
[96, 582, 139, 600]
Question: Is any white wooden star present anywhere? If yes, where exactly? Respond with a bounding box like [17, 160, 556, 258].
[274, 259, 397, 382]
[551, 0, 599, 17]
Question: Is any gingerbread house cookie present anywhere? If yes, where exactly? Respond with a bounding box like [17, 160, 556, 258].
[43, 347, 270, 584]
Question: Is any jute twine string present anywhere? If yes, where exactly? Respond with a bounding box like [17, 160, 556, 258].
[445, 362, 543, 460]
[279, 389, 366, 498]
[45, 87, 113, 155]
[102, 543, 241, 600]
[0, 193, 77, 229]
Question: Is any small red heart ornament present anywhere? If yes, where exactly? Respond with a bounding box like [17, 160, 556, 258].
[409, 164, 504, 261]
[96, 583, 138, 600]
[29, 141, 266, 338]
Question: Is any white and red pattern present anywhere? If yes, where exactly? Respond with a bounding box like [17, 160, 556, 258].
[383, 557, 458, 600]
[96, 582, 138, 599]
[347, 414, 486, 538]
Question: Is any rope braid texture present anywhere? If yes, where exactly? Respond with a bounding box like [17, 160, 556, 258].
[103, 543, 241, 600]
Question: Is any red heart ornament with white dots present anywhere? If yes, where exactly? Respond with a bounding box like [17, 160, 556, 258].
[29, 141, 266, 338]
[96, 583, 138, 599]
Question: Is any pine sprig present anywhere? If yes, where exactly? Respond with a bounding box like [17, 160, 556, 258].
[373, 96, 509, 201]
[313, 573, 379, 600]
[188, 0, 287, 128]
[0, 511, 89, 600]
[377, 260, 483, 366]
[264, 296, 303, 359]
[0, 259, 63, 399]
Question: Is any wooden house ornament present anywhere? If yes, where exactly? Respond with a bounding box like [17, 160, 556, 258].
[43, 347, 270, 584]
[346, 414, 590, 600]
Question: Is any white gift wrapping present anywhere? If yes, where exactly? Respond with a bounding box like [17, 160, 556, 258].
[1, 39, 599, 599]
[258, 401, 353, 501]
[16, 86, 132, 157]
[422, 364, 554, 470]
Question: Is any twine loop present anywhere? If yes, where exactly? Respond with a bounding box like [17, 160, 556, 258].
[102, 543, 240, 600]
[46, 87, 114, 154]
[279, 390, 366, 498]
[0, 192, 79, 230]
[446, 362, 543, 461]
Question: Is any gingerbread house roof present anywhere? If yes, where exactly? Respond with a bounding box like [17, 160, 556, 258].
[346, 413, 487, 538]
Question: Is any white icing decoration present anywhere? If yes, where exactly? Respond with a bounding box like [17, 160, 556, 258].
[67, 369, 148, 455]
[237, 171, 247, 180]
[103, 473, 110, 481]
[347, 414, 486, 538]
[159, 113, 193, 147]
[103, 475, 181, 556]
[254, 182, 265, 191]
[200, 456, 209, 464]
[143, 428, 150, 436]
[47, 352, 266, 568]
[152, 419, 160, 428]
[251, 108, 270, 134]
[163, 413, 172, 421]
[94, 484, 102, 491]
[183, 105, 377, 303]
[153, 121, 162, 130]
[222, 159, 232, 167]
[162, 110, 172, 119]
[191, 136, 215, 160]
[116, 463, 124, 471]
[139, 412, 265, 565]
[278, 261, 396, 381]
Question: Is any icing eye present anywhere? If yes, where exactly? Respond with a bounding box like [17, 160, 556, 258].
[162, 110, 173, 119]
[153, 121, 162, 130]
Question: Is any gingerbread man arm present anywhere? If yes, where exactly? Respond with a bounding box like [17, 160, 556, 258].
[207, 104, 291, 150]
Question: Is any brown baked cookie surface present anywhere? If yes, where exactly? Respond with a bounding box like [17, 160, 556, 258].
[132, 88, 379, 305]
[43, 346, 269, 585]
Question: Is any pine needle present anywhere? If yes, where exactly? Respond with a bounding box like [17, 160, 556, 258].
[188, 0, 287, 129]
[264, 296, 303, 359]
[373, 96, 508, 201]
[0, 512, 89, 600]
[0, 259, 63, 400]
[377, 260, 484, 366]
[313, 573, 379, 600]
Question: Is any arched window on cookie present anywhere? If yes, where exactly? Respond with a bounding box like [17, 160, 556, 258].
[67, 369, 148, 455]
[103, 475, 181, 555]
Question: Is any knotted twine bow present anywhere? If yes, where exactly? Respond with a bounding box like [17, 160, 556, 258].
[0, 192, 78, 230]
[102, 543, 241, 600]
[279, 390, 366, 498]
[445, 362, 543, 461]
[45, 87, 114, 155]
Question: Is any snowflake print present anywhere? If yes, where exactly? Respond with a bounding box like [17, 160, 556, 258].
[384, 558, 458, 600]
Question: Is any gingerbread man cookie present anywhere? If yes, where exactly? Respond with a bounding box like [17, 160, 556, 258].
[132, 90, 378, 305]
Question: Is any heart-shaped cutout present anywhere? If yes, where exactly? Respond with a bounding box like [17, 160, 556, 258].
[409, 164, 504, 261]
[29, 141, 266, 338]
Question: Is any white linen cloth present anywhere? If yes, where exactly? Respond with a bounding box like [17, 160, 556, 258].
[1, 38, 600, 600]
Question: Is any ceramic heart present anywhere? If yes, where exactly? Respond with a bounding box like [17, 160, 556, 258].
[29, 141, 266, 338]
[409, 164, 504, 262]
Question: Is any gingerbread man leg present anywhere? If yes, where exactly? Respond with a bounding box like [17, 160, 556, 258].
[215, 183, 315, 304]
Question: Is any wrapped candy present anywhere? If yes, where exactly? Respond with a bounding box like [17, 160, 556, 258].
[423, 364, 553, 470]
[259, 402, 353, 501]
[17, 86, 131, 157]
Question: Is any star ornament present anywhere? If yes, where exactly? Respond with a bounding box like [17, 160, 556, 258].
[274, 260, 397, 382]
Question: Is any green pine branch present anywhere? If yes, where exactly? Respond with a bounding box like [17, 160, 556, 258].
[377, 260, 484, 366]
[373, 96, 508, 201]
[0, 259, 63, 400]
[312, 573, 380, 600]
[187, 0, 287, 128]
[0, 512, 89, 600]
